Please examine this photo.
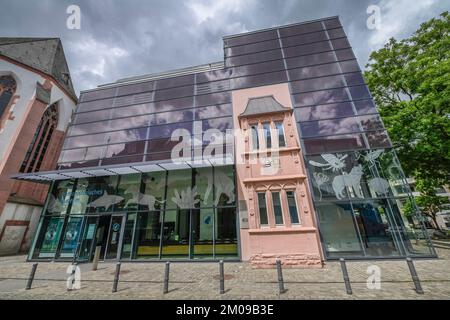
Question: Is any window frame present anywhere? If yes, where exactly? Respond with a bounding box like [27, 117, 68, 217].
[271, 191, 284, 225]
[285, 190, 301, 225]
[257, 192, 269, 227]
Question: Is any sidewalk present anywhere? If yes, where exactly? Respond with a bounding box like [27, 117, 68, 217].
[0, 248, 449, 300]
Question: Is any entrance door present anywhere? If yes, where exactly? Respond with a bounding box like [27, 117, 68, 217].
[77, 216, 99, 262]
[105, 215, 126, 260]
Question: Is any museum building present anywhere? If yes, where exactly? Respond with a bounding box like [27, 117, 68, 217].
[14, 17, 436, 266]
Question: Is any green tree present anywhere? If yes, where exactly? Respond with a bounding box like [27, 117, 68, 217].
[403, 175, 449, 231]
[364, 12, 450, 182]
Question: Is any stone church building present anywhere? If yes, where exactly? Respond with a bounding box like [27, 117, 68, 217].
[0, 38, 77, 255]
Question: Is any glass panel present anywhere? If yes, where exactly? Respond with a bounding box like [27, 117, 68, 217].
[194, 167, 213, 208]
[111, 103, 153, 119]
[166, 169, 193, 210]
[74, 109, 111, 124]
[148, 122, 192, 139]
[153, 97, 193, 112]
[251, 125, 259, 150]
[293, 88, 350, 107]
[283, 41, 332, 58]
[214, 166, 236, 207]
[331, 38, 350, 50]
[285, 51, 336, 69]
[105, 216, 124, 259]
[121, 213, 136, 259]
[286, 191, 300, 224]
[191, 208, 214, 258]
[46, 180, 74, 215]
[60, 216, 84, 258]
[391, 198, 434, 256]
[354, 99, 377, 115]
[316, 202, 363, 257]
[142, 171, 167, 210]
[339, 60, 360, 73]
[116, 81, 153, 96]
[352, 200, 401, 257]
[295, 102, 355, 122]
[281, 31, 328, 47]
[195, 92, 231, 107]
[226, 49, 283, 67]
[161, 209, 190, 258]
[335, 48, 355, 60]
[79, 176, 119, 214]
[231, 70, 287, 90]
[194, 104, 232, 119]
[32, 216, 65, 258]
[307, 153, 350, 201]
[154, 85, 194, 101]
[366, 130, 391, 149]
[257, 192, 268, 226]
[231, 60, 285, 77]
[115, 174, 142, 211]
[77, 216, 98, 261]
[153, 110, 193, 125]
[275, 121, 286, 147]
[279, 21, 323, 37]
[303, 133, 366, 154]
[215, 207, 238, 258]
[77, 98, 114, 112]
[263, 122, 271, 149]
[225, 39, 280, 57]
[289, 62, 341, 81]
[155, 74, 194, 90]
[300, 117, 361, 138]
[291, 75, 346, 93]
[272, 192, 284, 225]
[224, 29, 278, 47]
[134, 211, 162, 259]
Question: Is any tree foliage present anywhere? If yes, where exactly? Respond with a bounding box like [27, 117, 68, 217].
[364, 12, 450, 182]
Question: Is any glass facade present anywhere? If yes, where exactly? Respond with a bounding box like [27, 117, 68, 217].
[27, 16, 434, 261]
[29, 167, 237, 261]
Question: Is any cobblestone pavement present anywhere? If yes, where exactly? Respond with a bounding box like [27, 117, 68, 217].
[0, 248, 449, 300]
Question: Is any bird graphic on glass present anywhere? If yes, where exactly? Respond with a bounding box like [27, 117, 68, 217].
[309, 153, 363, 200]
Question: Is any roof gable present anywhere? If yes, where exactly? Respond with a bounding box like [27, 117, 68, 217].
[0, 38, 76, 100]
[239, 95, 291, 117]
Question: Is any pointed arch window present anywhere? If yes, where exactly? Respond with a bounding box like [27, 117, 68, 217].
[0, 75, 17, 119]
[20, 103, 58, 173]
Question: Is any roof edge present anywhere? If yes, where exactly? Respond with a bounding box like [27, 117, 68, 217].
[223, 15, 339, 40]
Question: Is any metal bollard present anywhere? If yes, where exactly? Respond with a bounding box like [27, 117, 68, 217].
[219, 260, 225, 294]
[276, 259, 286, 294]
[25, 263, 38, 290]
[163, 261, 170, 294]
[339, 258, 352, 294]
[406, 257, 424, 294]
[92, 246, 101, 271]
[112, 262, 121, 293]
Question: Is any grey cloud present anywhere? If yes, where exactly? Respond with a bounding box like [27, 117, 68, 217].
[1, 0, 448, 95]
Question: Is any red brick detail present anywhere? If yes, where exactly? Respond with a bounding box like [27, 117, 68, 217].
[0, 98, 47, 216]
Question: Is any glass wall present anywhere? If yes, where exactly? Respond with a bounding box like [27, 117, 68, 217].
[29, 166, 238, 261]
[307, 149, 434, 258]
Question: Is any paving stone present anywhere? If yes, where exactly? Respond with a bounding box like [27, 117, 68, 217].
[0, 248, 449, 299]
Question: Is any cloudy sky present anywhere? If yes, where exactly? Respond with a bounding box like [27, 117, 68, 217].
[1, 0, 448, 95]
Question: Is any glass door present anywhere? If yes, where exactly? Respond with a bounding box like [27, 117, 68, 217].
[77, 216, 99, 262]
[105, 215, 126, 260]
[59, 216, 84, 258]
